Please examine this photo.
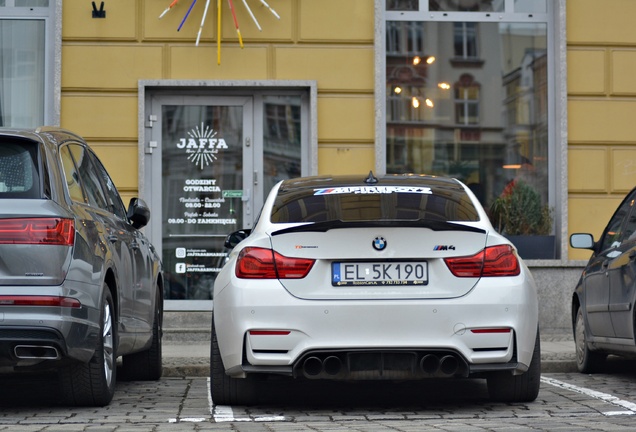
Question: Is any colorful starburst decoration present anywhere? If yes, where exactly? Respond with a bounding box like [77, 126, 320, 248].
[159, 0, 280, 65]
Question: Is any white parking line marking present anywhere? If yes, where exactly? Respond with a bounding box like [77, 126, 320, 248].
[541, 376, 636, 416]
[168, 418, 207, 423]
[206, 377, 288, 422]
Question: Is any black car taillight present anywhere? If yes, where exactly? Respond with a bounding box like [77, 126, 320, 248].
[236, 247, 315, 279]
[444, 245, 520, 277]
[0, 218, 74, 245]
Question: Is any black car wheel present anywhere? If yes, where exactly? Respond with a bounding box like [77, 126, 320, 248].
[121, 285, 163, 381]
[210, 312, 257, 406]
[487, 329, 541, 403]
[574, 307, 605, 373]
[59, 285, 117, 406]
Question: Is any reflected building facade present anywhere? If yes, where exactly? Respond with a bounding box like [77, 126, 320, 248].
[386, 18, 549, 220]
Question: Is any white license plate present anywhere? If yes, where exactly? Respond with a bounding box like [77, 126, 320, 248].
[332, 262, 428, 286]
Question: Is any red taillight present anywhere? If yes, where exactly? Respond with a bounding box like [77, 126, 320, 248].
[0, 218, 74, 245]
[236, 247, 315, 279]
[275, 251, 316, 279]
[236, 247, 278, 278]
[0, 295, 81, 308]
[444, 245, 520, 278]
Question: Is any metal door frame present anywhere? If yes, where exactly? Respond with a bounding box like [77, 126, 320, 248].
[138, 81, 317, 311]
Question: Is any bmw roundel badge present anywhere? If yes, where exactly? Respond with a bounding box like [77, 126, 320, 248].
[372, 236, 387, 251]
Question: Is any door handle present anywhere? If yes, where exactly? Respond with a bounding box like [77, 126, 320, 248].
[107, 234, 118, 243]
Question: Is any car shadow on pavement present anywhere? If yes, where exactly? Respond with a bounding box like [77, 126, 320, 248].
[246, 377, 492, 408]
[588, 355, 636, 376]
[0, 372, 62, 406]
[0, 364, 131, 407]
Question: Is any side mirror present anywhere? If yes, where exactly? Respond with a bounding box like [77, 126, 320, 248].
[570, 233, 595, 250]
[224, 229, 251, 249]
[127, 197, 150, 229]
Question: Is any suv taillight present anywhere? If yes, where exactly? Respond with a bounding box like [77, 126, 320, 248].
[0, 218, 75, 245]
[444, 245, 520, 277]
[236, 247, 315, 279]
[0, 295, 81, 308]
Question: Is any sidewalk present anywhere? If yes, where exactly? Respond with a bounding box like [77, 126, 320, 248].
[161, 332, 577, 377]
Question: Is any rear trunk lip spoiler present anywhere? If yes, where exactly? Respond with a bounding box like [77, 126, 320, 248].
[271, 220, 486, 236]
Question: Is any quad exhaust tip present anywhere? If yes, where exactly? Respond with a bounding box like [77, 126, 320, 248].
[420, 354, 460, 375]
[302, 355, 343, 378]
[302, 353, 462, 378]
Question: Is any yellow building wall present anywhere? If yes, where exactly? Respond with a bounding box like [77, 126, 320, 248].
[567, 0, 636, 260]
[60, 0, 375, 204]
[61, 1, 636, 262]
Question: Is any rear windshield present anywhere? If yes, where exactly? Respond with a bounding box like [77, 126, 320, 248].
[0, 140, 41, 199]
[271, 184, 480, 223]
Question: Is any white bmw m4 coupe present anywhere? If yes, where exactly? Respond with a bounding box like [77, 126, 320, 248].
[211, 173, 540, 405]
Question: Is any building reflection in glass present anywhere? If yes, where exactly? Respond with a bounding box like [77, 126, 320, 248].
[386, 20, 549, 226]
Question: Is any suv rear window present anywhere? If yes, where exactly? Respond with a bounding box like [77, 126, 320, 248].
[0, 140, 41, 198]
[271, 184, 479, 223]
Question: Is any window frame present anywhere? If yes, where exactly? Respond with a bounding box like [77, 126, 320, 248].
[599, 190, 636, 253]
[375, 0, 568, 262]
[0, 1, 60, 126]
[454, 75, 480, 125]
[453, 22, 478, 60]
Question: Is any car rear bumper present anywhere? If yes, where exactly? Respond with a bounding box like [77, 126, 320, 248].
[0, 322, 98, 370]
[0, 302, 100, 369]
[214, 273, 539, 379]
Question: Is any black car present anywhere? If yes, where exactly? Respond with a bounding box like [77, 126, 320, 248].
[571, 187, 636, 372]
[0, 127, 164, 406]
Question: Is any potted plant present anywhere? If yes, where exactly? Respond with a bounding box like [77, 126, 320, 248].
[489, 180, 555, 259]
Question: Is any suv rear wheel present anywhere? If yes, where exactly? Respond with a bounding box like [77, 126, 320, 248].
[59, 285, 116, 406]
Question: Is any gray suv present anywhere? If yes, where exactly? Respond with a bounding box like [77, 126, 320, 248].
[0, 127, 163, 406]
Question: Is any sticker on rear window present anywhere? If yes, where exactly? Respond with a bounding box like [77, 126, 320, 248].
[313, 186, 432, 195]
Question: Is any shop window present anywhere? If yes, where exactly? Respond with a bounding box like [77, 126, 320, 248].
[386, 0, 419, 11]
[383, 2, 557, 259]
[0, 1, 55, 127]
[430, 0, 504, 12]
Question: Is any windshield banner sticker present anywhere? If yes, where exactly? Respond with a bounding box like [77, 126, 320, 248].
[313, 186, 432, 195]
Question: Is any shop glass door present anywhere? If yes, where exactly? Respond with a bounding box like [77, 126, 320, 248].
[148, 96, 253, 302]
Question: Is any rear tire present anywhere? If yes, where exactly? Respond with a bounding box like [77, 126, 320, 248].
[487, 329, 541, 403]
[574, 307, 605, 373]
[59, 286, 117, 406]
[210, 312, 257, 406]
[121, 286, 163, 381]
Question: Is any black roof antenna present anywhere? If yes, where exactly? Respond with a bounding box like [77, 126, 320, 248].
[364, 171, 378, 184]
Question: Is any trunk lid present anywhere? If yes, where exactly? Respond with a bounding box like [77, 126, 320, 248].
[270, 222, 488, 300]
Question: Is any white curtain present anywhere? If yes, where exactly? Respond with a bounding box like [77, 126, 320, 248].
[0, 19, 45, 127]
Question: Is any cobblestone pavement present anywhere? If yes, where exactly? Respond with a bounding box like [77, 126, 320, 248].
[3, 357, 636, 432]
